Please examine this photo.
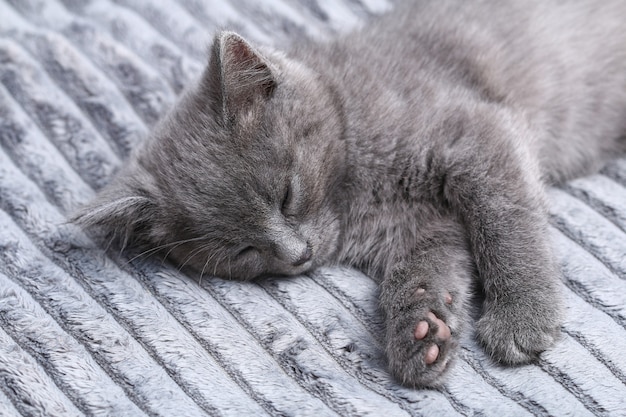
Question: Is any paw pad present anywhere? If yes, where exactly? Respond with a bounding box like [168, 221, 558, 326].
[413, 290, 452, 365]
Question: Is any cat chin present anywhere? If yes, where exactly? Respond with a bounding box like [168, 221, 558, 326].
[178, 251, 317, 281]
[275, 259, 315, 277]
[247, 255, 318, 280]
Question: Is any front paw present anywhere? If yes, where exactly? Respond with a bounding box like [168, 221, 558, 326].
[384, 287, 458, 388]
[476, 295, 562, 364]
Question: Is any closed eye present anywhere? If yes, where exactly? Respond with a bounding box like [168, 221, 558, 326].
[281, 182, 292, 214]
[280, 175, 302, 216]
[236, 246, 256, 258]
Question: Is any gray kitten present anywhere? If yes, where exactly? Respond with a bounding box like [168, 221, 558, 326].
[74, 0, 626, 387]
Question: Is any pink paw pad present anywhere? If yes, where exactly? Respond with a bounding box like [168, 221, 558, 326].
[414, 289, 452, 365]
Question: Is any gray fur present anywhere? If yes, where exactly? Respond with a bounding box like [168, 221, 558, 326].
[74, 0, 626, 387]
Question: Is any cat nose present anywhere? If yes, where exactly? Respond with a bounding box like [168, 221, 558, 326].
[268, 219, 312, 267]
[292, 245, 312, 267]
[272, 235, 312, 266]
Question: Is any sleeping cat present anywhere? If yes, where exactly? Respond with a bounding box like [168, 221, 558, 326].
[74, 0, 626, 387]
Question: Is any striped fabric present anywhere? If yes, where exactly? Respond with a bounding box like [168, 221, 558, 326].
[0, 1, 625, 415]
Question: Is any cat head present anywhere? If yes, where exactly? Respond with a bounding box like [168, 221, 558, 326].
[74, 31, 347, 280]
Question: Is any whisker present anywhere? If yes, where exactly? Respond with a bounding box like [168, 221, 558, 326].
[101, 234, 116, 257]
[199, 250, 220, 286]
[125, 235, 210, 265]
[127, 246, 170, 264]
[213, 252, 229, 277]
[178, 243, 216, 271]
[162, 235, 219, 261]
[160, 240, 200, 266]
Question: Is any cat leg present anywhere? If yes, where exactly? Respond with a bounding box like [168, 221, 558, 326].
[438, 112, 563, 365]
[380, 215, 472, 387]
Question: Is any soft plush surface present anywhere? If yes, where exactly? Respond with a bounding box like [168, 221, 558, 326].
[0, 1, 625, 416]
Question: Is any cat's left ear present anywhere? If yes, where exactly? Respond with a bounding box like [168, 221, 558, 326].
[70, 174, 158, 248]
[207, 31, 277, 121]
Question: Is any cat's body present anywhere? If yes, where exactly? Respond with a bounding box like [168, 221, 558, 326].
[75, 0, 626, 387]
[325, 0, 626, 269]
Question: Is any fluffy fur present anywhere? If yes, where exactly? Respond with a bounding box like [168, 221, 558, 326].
[74, 0, 626, 387]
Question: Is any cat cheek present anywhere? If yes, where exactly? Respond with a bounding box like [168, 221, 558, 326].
[237, 252, 269, 280]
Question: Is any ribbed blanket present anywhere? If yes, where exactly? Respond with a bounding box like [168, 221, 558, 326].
[0, 1, 625, 416]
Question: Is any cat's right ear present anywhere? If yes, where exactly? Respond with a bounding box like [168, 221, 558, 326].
[205, 31, 277, 123]
[71, 177, 157, 248]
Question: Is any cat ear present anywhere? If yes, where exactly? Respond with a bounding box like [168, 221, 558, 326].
[71, 179, 156, 248]
[208, 31, 277, 121]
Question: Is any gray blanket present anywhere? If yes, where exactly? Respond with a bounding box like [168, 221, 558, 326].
[0, 0, 625, 416]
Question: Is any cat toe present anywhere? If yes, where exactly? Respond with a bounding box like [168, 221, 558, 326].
[414, 320, 429, 339]
[476, 298, 562, 364]
[414, 312, 451, 342]
[385, 288, 459, 387]
[414, 311, 451, 365]
[427, 311, 451, 340]
[424, 344, 439, 364]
